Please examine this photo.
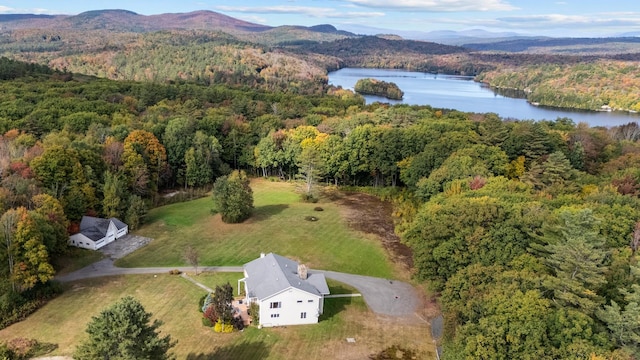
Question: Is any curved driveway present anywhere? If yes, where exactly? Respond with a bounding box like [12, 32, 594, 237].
[317, 270, 420, 318]
[56, 260, 421, 319]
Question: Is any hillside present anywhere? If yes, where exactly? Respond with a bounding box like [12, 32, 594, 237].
[0, 10, 357, 92]
[0, 9, 272, 32]
[464, 36, 640, 55]
[287, 36, 489, 75]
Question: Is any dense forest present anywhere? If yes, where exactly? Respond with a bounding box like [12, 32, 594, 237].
[478, 60, 640, 112]
[0, 53, 639, 358]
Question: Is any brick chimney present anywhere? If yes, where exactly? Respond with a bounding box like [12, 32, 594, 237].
[298, 264, 308, 280]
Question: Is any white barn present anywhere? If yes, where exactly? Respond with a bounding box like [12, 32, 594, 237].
[239, 253, 330, 327]
[69, 216, 128, 250]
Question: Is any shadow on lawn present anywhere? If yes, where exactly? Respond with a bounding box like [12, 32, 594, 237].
[320, 284, 355, 322]
[251, 204, 289, 221]
[186, 341, 270, 359]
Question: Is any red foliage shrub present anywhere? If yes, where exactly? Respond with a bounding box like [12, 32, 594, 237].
[469, 175, 487, 190]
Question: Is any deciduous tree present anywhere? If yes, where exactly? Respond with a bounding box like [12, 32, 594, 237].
[102, 171, 125, 219]
[183, 245, 199, 275]
[125, 195, 147, 231]
[122, 130, 167, 195]
[11, 208, 54, 292]
[32, 194, 68, 256]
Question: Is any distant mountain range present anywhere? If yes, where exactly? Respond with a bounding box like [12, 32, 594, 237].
[0, 8, 638, 55]
[0, 9, 359, 37]
[335, 24, 534, 44]
[0, 9, 271, 32]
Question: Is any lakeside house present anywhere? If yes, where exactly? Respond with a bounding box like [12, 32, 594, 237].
[238, 253, 330, 327]
[69, 216, 128, 250]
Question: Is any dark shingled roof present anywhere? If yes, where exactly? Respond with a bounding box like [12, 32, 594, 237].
[244, 253, 330, 300]
[109, 217, 127, 230]
[78, 216, 127, 242]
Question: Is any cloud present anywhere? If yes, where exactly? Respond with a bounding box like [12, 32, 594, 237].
[236, 15, 269, 24]
[213, 5, 385, 19]
[393, 11, 640, 36]
[341, 0, 517, 12]
[496, 12, 640, 29]
[0, 5, 58, 14]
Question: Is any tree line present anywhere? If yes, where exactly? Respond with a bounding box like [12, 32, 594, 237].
[477, 60, 640, 112]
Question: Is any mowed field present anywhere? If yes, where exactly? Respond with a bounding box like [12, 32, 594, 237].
[0, 273, 434, 359]
[0, 180, 434, 359]
[117, 179, 396, 279]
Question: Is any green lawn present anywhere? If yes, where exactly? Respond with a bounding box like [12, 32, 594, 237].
[0, 180, 431, 358]
[0, 274, 434, 359]
[117, 180, 396, 279]
[53, 248, 105, 276]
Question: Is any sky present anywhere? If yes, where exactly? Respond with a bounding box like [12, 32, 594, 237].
[1, 0, 640, 37]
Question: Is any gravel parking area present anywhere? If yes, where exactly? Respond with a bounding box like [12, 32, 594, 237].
[99, 234, 153, 259]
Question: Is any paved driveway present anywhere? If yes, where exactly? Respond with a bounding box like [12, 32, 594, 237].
[56, 260, 242, 282]
[56, 262, 421, 320]
[318, 270, 420, 319]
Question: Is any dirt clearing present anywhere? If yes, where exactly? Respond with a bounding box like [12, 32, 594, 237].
[331, 191, 414, 273]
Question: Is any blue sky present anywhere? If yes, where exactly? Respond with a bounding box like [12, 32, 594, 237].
[1, 0, 639, 36]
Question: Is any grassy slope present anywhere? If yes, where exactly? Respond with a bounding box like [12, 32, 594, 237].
[0, 181, 432, 358]
[0, 274, 434, 359]
[117, 180, 395, 279]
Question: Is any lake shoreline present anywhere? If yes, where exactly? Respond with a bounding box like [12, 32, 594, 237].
[328, 67, 639, 127]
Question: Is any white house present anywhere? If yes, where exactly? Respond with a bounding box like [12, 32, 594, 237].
[238, 253, 330, 327]
[69, 216, 128, 250]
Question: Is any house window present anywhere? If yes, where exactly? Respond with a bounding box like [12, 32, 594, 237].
[270, 302, 281, 309]
[297, 300, 303, 303]
[308, 300, 313, 303]
[301, 312, 307, 319]
[270, 313, 280, 318]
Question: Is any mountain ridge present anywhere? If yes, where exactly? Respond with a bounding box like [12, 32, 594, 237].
[0, 9, 273, 33]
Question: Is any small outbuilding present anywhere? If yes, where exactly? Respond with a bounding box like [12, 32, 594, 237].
[69, 216, 128, 250]
[238, 253, 330, 327]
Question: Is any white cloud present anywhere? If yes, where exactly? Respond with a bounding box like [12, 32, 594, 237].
[496, 12, 640, 29]
[341, 0, 517, 12]
[390, 11, 640, 36]
[0, 6, 58, 14]
[237, 15, 269, 24]
[214, 5, 385, 19]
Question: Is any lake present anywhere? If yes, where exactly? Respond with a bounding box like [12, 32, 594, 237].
[328, 68, 639, 128]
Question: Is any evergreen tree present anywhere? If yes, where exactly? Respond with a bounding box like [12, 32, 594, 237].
[543, 208, 608, 315]
[74, 296, 175, 360]
[598, 267, 640, 357]
[211, 170, 253, 223]
[213, 282, 234, 332]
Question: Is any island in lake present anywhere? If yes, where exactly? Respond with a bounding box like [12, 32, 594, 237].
[354, 78, 404, 100]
